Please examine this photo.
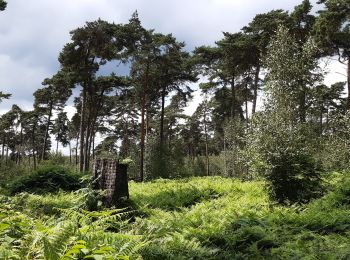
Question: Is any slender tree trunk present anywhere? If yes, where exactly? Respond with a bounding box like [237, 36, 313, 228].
[203, 95, 210, 176]
[300, 85, 306, 123]
[18, 127, 23, 165]
[252, 65, 260, 114]
[145, 110, 151, 177]
[238, 106, 245, 121]
[75, 136, 79, 172]
[204, 116, 210, 176]
[140, 60, 150, 182]
[326, 106, 330, 130]
[231, 76, 236, 118]
[1, 136, 5, 162]
[86, 126, 93, 168]
[83, 103, 91, 172]
[245, 80, 249, 121]
[223, 131, 227, 176]
[92, 133, 95, 161]
[84, 104, 92, 171]
[69, 142, 72, 164]
[160, 85, 166, 146]
[33, 150, 37, 170]
[140, 93, 146, 182]
[56, 139, 59, 154]
[42, 101, 53, 161]
[75, 135, 79, 164]
[32, 123, 37, 170]
[121, 118, 129, 157]
[159, 86, 167, 178]
[319, 109, 323, 135]
[85, 88, 104, 171]
[347, 57, 350, 110]
[5, 146, 8, 165]
[79, 87, 87, 172]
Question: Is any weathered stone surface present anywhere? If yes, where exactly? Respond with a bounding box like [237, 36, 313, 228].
[93, 159, 129, 206]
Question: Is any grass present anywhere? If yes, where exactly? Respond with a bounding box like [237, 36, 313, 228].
[1, 173, 350, 259]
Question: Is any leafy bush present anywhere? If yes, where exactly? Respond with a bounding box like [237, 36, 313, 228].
[266, 150, 322, 203]
[246, 112, 323, 204]
[8, 165, 83, 195]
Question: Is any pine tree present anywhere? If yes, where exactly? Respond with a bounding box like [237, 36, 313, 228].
[0, 0, 6, 11]
[314, 0, 350, 109]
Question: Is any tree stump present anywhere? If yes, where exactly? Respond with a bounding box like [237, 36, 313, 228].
[93, 159, 129, 206]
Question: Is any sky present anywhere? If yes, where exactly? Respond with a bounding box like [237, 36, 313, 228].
[0, 0, 346, 118]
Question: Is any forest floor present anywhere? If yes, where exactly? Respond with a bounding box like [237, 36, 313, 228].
[1, 173, 350, 259]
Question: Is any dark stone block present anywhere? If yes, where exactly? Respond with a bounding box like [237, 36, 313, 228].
[93, 159, 129, 207]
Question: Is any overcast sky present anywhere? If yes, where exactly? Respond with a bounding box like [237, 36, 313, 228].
[0, 0, 346, 117]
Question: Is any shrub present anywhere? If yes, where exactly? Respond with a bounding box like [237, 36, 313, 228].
[246, 114, 323, 204]
[266, 150, 322, 203]
[8, 165, 83, 195]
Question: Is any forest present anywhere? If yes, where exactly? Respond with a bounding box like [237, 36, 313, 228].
[1, 0, 350, 259]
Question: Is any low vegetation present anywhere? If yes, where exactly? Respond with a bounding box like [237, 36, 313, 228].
[7, 165, 83, 195]
[1, 0, 350, 259]
[1, 174, 350, 259]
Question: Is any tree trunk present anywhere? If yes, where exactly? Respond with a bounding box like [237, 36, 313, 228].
[160, 85, 166, 146]
[238, 106, 245, 121]
[347, 57, 350, 110]
[231, 76, 236, 118]
[18, 127, 23, 166]
[252, 65, 260, 114]
[56, 139, 59, 154]
[86, 126, 93, 168]
[84, 122, 91, 172]
[140, 93, 146, 182]
[319, 108, 323, 135]
[326, 106, 329, 130]
[204, 115, 210, 176]
[42, 101, 53, 161]
[69, 142, 72, 164]
[75, 135, 79, 165]
[1, 135, 5, 162]
[299, 85, 306, 123]
[245, 80, 249, 121]
[223, 131, 227, 176]
[203, 96, 210, 176]
[5, 145, 8, 165]
[139, 59, 150, 182]
[32, 123, 37, 170]
[79, 87, 87, 172]
[92, 133, 95, 161]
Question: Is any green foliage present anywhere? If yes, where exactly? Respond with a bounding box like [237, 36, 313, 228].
[146, 138, 187, 179]
[129, 175, 350, 259]
[0, 0, 6, 11]
[8, 165, 83, 195]
[244, 26, 324, 204]
[2, 175, 350, 258]
[129, 178, 222, 210]
[0, 196, 144, 259]
[267, 149, 323, 203]
[0, 161, 30, 187]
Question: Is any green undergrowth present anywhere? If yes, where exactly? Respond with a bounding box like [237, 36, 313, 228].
[1, 173, 350, 259]
[7, 165, 84, 195]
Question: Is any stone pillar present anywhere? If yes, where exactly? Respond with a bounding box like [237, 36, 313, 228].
[93, 159, 129, 206]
